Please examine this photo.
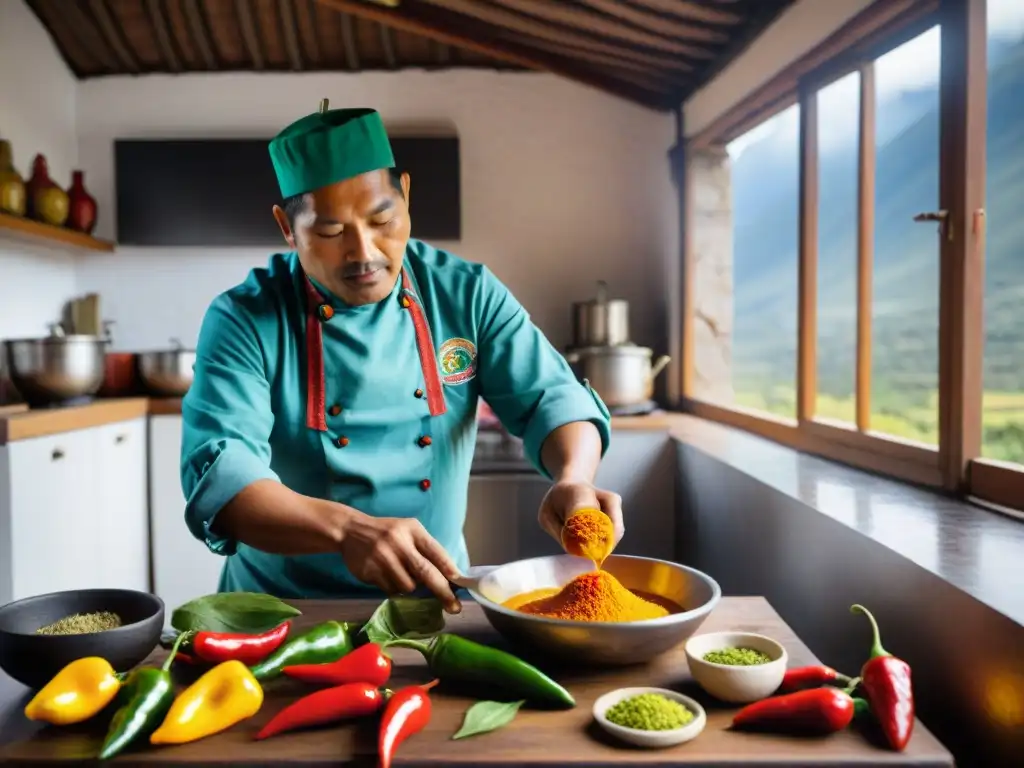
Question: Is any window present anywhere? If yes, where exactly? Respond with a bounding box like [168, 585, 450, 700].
[982, 0, 1024, 466]
[682, 0, 1024, 516]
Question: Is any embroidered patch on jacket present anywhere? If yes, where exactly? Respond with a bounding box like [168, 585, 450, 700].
[438, 337, 477, 385]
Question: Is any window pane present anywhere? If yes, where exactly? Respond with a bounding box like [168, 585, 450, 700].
[871, 27, 941, 444]
[982, 0, 1024, 463]
[689, 106, 800, 417]
[816, 72, 861, 424]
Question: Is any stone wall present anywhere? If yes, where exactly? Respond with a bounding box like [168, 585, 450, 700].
[689, 147, 734, 404]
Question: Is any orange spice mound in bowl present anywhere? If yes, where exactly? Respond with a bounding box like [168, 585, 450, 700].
[517, 570, 669, 623]
[561, 508, 615, 566]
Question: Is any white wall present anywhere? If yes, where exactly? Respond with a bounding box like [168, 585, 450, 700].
[74, 72, 677, 354]
[684, 0, 876, 137]
[0, 0, 79, 339]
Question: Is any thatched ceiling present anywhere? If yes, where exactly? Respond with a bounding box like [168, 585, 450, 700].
[25, 0, 797, 111]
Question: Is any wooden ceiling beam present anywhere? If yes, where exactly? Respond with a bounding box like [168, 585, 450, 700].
[88, 0, 140, 73]
[338, 11, 360, 70]
[297, 0, 322, 65]
[145, 0, 182, 72]
[575, 0, 729, 44]
[314, 0, 671, 110]
[62, 0, 120, 72]
[24, 0, 95, 76]
[622, 0, 742, 26]
[416, 0, 693, 71]
[235, 0, 265, 69]
[278, 0, 304, 70]
[379, 23, 398, 69]
[487, 0, 714, 58]
[183, 0, 218, 69]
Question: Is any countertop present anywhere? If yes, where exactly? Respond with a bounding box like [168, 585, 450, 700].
[0, 598, 953, 766]
[0, 397, 676, 445]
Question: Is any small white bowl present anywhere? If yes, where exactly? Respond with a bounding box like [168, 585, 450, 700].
[684, 631, 788, 704]
[593, 686, 707, 748]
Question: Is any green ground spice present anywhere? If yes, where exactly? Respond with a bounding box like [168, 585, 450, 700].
[35, 611, 123, 636]
[605, 693, 694, 731]
[703, 646, 772, 666]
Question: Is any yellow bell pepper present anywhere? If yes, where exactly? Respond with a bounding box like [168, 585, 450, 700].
[149, 660, 263, 745]
[24, 657, 121, 725]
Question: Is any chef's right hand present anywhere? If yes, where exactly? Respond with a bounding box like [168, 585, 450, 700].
[338, 512, 462, 614]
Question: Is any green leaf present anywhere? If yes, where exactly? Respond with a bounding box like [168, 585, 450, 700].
[360, 597, 446, 645]
[170, 592, 301, 634]
[452, 700, 526, 740]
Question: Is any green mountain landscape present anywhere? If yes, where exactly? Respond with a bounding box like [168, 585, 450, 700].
[726, 32, 1024, 464]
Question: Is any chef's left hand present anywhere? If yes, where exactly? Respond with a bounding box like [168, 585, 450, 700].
[538, 480, 624, 547]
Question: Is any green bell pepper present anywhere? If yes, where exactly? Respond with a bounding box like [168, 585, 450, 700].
[249, 620, 354, 682]
[98, 631, 188, 759]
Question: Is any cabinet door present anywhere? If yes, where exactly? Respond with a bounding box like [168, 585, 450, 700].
[93, 418, 149, 591]
[150, 416, 225, 612]
[7, 429, 99, 599]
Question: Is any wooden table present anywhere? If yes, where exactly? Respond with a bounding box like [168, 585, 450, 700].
[0, 597, 954, 766]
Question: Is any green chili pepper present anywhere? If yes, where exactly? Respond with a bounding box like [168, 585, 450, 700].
[249, 620, 354, 682]
[386, 634, 575, 709]
[98, 631, 189, 759]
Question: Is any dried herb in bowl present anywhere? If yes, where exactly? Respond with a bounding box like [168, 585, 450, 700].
[35, 611, 123, 635]
[606, 693, 694, 731]
[703, 647, 772, 666]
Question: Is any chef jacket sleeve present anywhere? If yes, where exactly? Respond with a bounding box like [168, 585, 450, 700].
[180, 293, 280, 556]
[474, 266, 611, 478]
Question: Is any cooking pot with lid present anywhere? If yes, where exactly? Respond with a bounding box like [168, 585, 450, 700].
[564, 344, 670, 408]
[571, 280, 630, 348]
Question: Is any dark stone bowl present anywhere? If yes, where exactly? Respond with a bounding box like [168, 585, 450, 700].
[0, 589, 164, 690]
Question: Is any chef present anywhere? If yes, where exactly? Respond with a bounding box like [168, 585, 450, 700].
[180, 102, 620, 614]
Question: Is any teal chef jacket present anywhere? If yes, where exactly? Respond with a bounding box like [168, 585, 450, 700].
[180, 238, 612, 598]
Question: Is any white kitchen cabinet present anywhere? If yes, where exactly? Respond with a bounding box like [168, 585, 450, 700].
[0, 417, 149, 605]
[149, 415, 225, 616]
[94, 419, 150, 592]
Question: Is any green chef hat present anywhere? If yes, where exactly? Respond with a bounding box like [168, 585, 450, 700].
[269, 101, 395, 198]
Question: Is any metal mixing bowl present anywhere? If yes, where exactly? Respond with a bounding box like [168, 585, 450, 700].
[137, 338, 196, 396]
[466, 554, 721, 666]
[3, 331, 108, 406]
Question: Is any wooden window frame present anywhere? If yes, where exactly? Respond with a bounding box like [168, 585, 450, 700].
[679, 0, 1023, 515]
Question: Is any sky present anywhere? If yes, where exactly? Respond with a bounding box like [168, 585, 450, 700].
[726, 0, 1024, 162]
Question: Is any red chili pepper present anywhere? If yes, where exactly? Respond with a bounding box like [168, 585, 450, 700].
[283, 642, 391, 687]
[192, 621, 292, 666]
[732, 687, 866, 735]
[254, 682, 384, 741]
[850, 604, 915, 751]
[378, 680, 438, 768]
[779, 664, 853, 692]
[173, 652, 202, 666]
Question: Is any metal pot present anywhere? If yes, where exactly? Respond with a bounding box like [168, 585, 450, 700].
[137, 338, 196, 397]
[3, 323, 109, 406]
[565, 344, 670, 408]
[571, 280, 630, 348]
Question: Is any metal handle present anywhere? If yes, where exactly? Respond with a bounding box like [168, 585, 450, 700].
[169, 337, 183, 351]
[913, 209, 952, 241]
[47, 322, 66, 339]
[102, 319, 115, 342]
[51, 448, 64, 461]
[649, 355, 671, 381]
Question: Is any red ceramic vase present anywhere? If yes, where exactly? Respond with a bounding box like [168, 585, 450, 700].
[67, 170, 97, 233]
[24, 154, 55, 219]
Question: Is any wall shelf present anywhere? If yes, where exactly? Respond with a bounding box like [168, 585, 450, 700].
[0, 211, 115, 253]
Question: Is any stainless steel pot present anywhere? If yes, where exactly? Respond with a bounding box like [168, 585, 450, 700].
[137, 338, 196, 396]
[3, 323, 109, 406]
[565, 344, 670, 408]
[571, 280, 630, 348]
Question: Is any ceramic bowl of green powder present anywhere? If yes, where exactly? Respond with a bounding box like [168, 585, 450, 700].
[593, 687, 706, 748]
[684, 631, 787, 704]
[0, 588, 164, 689]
